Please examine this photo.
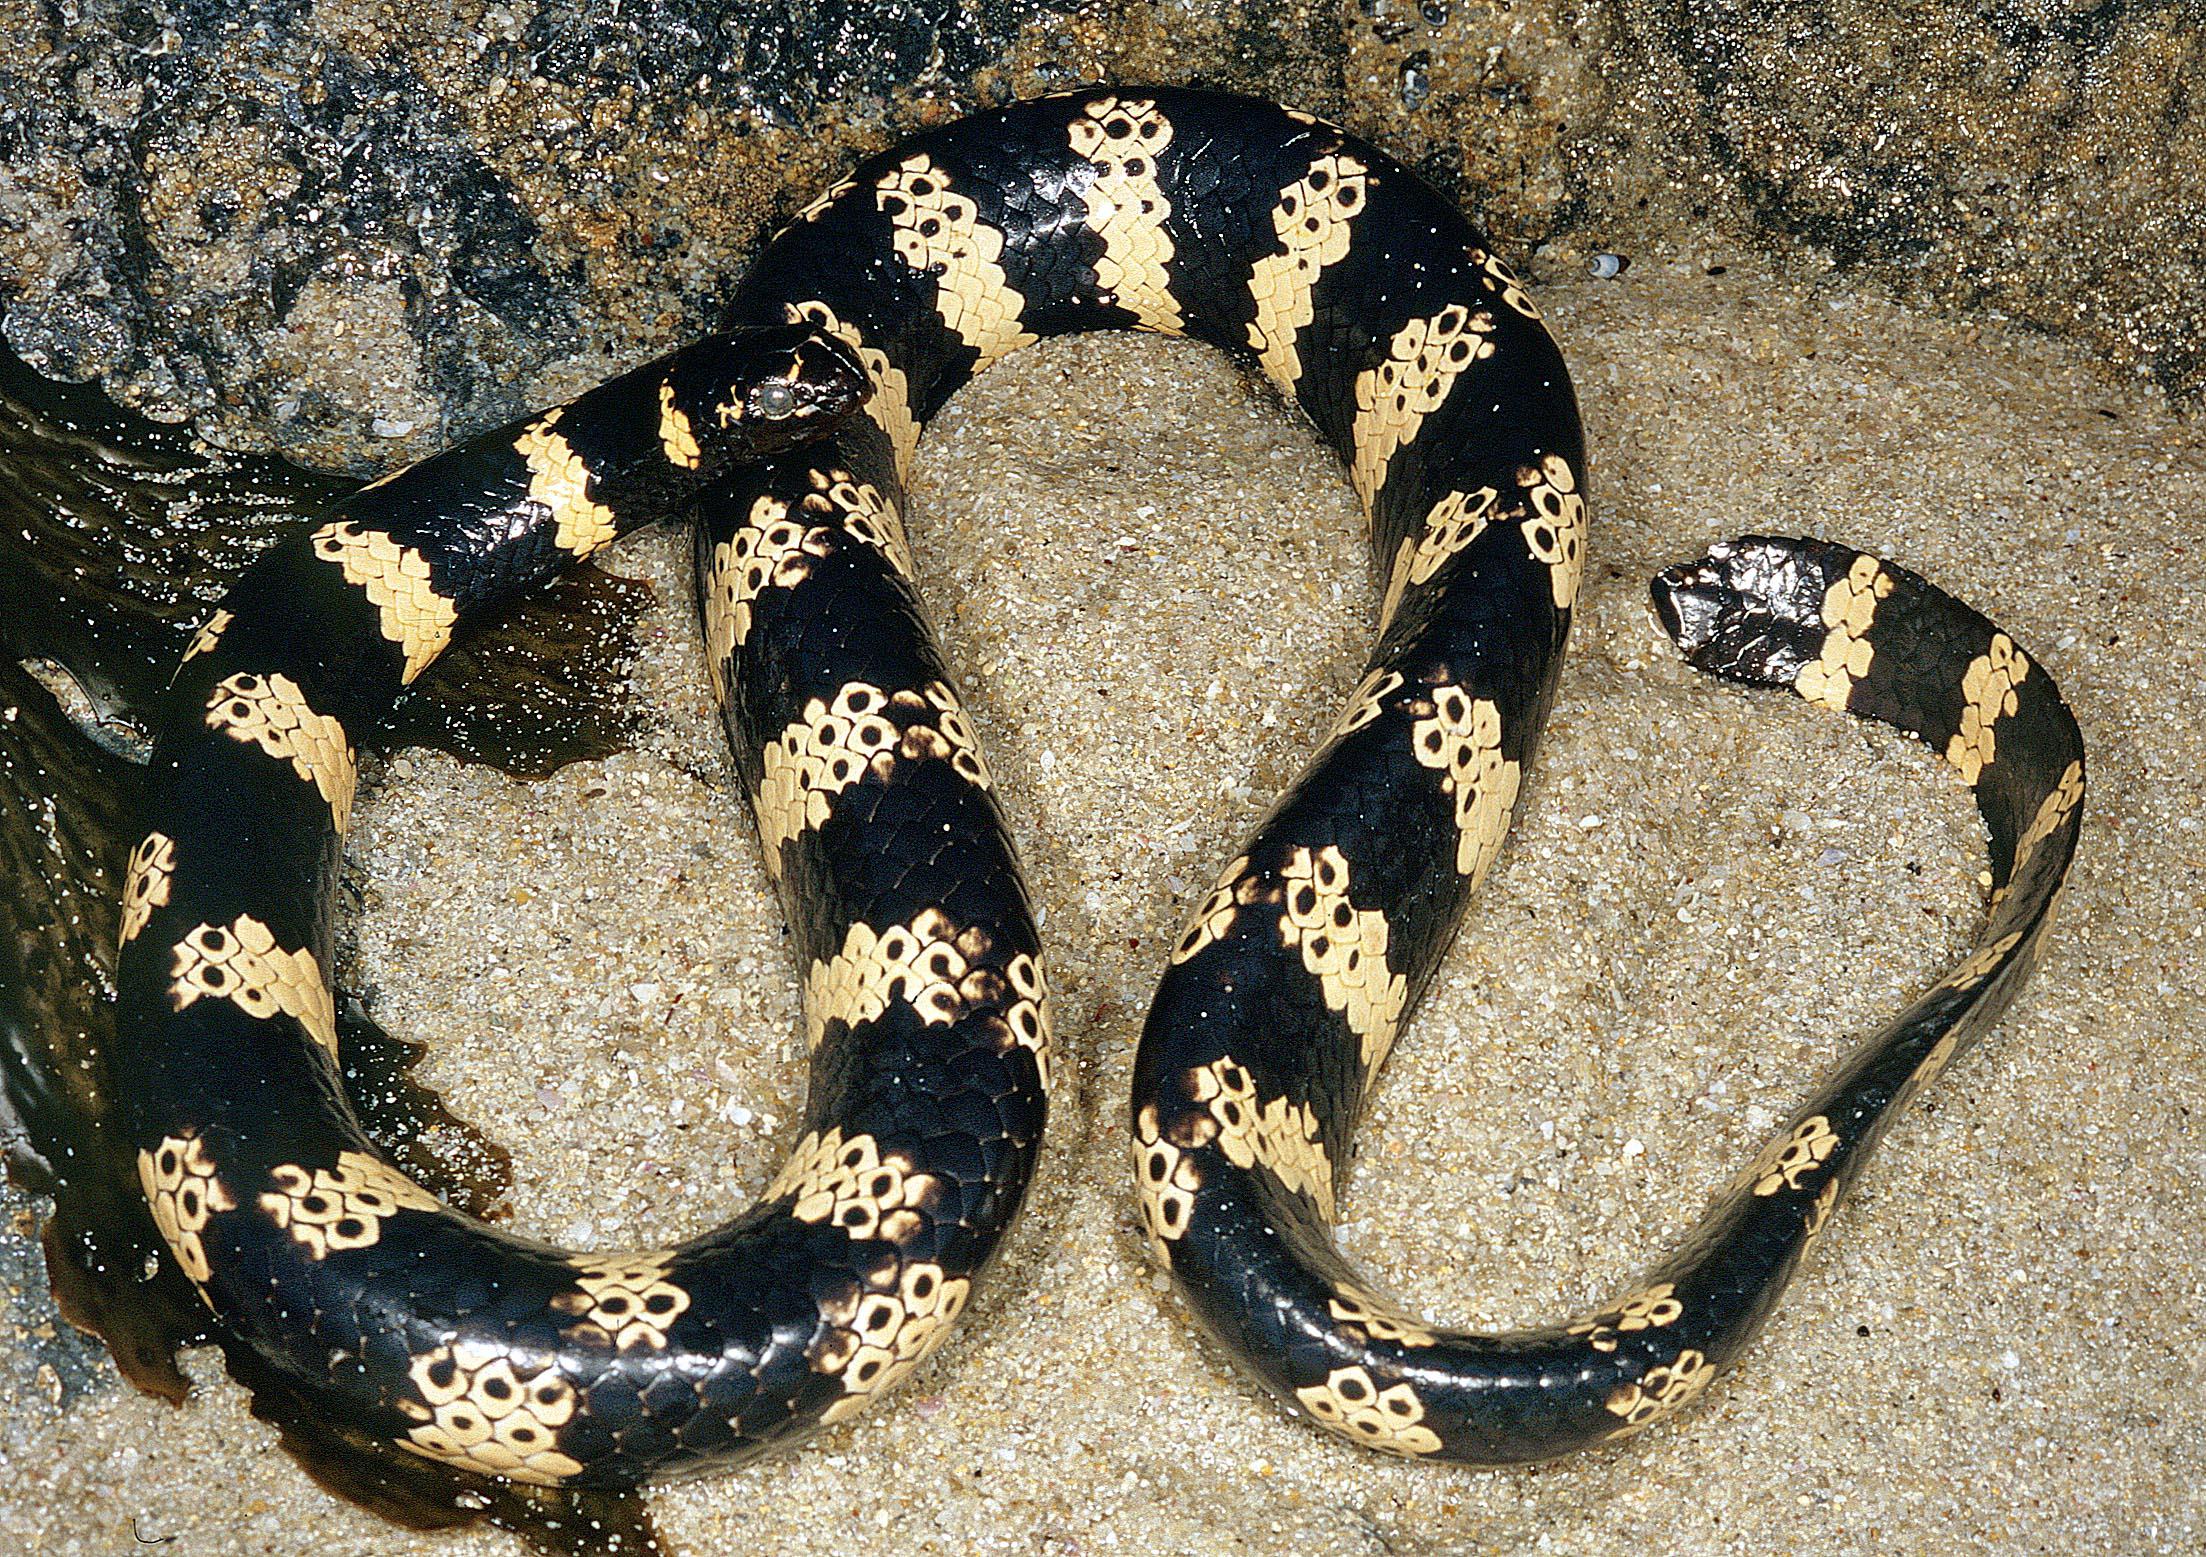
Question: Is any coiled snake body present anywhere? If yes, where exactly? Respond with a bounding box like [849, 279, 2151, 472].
[111, 88, 2083, 1488]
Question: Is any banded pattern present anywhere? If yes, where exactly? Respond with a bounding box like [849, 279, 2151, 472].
[1246, 151, 1367, 392]
[1349, 302, 1495, 504]
[118, 832, 175, 945]
[752, 680, 988, 874]
[1381, 486, 1497, 627]
[258, 1152, 440, 1260]
[168, 916, 340, 1060]
[137, 1134, 233, 1287]
[791, 300, 921, 480]
[513, 408, 620, 558]
[396, 1340, 585, 1484]
[1068, 95, 1184, 333]
[203, 672, 354, 831]
[309, 521, 457, 683]
[877, 154, 1036, 368]
[1137, 523, 2082, 1464]
[110, 87, 2082, 1506]
[559, 1253, 692, 1352]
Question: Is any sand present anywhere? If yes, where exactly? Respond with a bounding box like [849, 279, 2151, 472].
[0, 243, 2198, 1555]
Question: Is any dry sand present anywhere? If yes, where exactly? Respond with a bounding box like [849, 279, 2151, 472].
[0, 244, 2198, 1555]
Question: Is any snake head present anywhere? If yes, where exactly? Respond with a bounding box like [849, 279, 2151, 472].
[664, 324, 869, 464]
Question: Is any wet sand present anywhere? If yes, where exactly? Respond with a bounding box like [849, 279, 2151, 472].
[1, 246, 2198, 1555]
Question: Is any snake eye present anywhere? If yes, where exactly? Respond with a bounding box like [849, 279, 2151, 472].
[753, 380, 799, 418]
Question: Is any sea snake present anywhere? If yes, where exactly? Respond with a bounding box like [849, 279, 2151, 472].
[109, 86, 2082, 1491]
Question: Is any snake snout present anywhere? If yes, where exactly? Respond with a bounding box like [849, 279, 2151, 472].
[784, 330, 869, 424]
[730, 324, 868, 455]
[665, 325, 869, 466]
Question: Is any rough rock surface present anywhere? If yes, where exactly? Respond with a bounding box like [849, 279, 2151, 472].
[0, 1, 2196, 471]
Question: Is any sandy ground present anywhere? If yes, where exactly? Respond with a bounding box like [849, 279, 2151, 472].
[0, 245, 2199, 1555]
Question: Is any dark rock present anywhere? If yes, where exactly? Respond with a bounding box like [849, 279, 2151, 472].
[1606, 0, 2204, 403]
[0, 0, 2194, 473]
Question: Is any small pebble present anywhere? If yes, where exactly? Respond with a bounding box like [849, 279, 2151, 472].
[1398, 54, 1432, 109]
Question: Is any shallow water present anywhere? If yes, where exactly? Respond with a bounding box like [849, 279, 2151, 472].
[1, 246, 2200, 1554]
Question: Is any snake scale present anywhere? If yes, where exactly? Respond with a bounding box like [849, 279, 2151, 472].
[107, 87, 2082, 1493]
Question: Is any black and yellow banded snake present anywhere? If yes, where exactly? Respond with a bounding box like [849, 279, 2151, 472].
[107, 86, 2083, 1494]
